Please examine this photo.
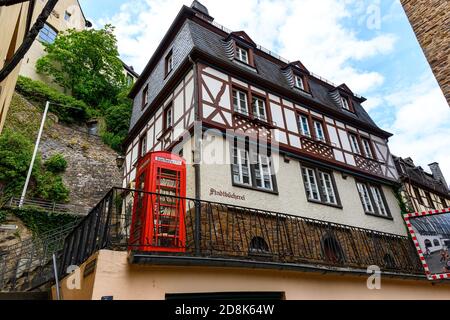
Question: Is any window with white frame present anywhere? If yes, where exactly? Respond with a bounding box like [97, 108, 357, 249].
[298, 115, 311, 137]
[302, 167, 321, 201]
[301, 166, 340, 206]
[232, 148, 252, 186]
[319, 171, 337, 205]
[313, 120, 326, 142]
[370, 186, 388, 216]
[362, 138, 373, 158]
[252, 96, 267, 121]
[349, 134, 361, 155]
[232, 89, 249, 115]
[232, 144, 276, 192]
[235, 46, 249, 64]
[165, 50, 173, 75]
[164, 103, 173, 130]
[255, 154, 273, 190]
[356, 182, 374, 213]
[357, 181, 391, 217]
[341, 96, 350, 111]
[294, 75, 305, 90]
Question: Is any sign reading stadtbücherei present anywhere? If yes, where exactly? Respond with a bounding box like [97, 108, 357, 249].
[404, 208, 450, 280]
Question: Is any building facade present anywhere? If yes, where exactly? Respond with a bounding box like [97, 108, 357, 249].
[0, 1, 34, 133]
[53, 1, 450, 299]
[18, 0, 89, 89]
[400, 0, 450, 107]
[123, 1, 402, 236]
[395, 157, 450, 213]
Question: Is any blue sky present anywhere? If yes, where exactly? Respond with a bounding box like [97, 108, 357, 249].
[79, 0, 450, 181]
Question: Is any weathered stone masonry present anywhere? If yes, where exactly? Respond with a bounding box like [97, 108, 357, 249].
[400, 0, 450, 106]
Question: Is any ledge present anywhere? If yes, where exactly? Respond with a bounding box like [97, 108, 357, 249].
[128, 252, 428, 281]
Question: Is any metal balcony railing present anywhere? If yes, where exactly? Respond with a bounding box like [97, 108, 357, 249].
[58, 188, 424, 278]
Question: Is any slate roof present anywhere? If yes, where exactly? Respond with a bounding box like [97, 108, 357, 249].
[128, 3, 387, 136]
[187, 20, 380, 129]
[394, 157, 450, 196]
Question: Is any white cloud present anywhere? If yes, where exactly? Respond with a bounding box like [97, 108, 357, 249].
[98, 0, 395, 95]
[385, 74, 450, 181]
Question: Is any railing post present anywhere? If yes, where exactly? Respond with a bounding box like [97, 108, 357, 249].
[194, 199, 201, 256]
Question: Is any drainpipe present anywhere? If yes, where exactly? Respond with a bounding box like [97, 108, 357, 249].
[189, 54, 201, 256]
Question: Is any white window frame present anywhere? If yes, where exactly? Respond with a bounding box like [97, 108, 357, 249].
[314, 120, 326, 142]
[233, 148, 252, 186]
[164, 106, 173, 129]
[341, 96, 350, 111]
[166, 52, 174, 74]
[370, 186, 388, 216]
[299, 115, 311, 137]
[362, 138, 373, 158]
[349, 134, 361, 155]
[357, 182, 375, 213]
[255, 155, 273, 191]
[319, 171, 337, 205]
[294, 75, 305, 90]
[236, 46, 249, 64]
[252, 96, 267, 121]
[232, 89, 249, 116]
[302, 167, 321, 201]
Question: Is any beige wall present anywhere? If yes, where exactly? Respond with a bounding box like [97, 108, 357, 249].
[198, 134, 407, 236]
[55, 250, 450, 300]
[0, 2, 31, 133]
[19, 0, 86, 88]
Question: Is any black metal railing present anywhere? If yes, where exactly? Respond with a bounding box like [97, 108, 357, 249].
[0, 219, 81, 292]
[59, 188, 424, 277]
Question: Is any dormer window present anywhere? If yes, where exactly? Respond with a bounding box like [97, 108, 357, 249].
[294, 75, 305, 90]
[235, 46, 249, 64]
[165, 50, 173, 76]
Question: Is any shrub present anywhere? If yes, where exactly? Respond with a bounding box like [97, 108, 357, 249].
[35, 173, 70, 203]
[45, 154, 67, 173]
[15, 76, 95, 123]
[0, 129, 41, 197]
[0, 210, 7, 224]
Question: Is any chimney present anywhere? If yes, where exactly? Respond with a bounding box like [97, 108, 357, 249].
[429, 162, 449, 190]
[190, 0, 214, 22]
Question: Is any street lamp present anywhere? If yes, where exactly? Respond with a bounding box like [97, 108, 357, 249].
[116, 155, 125, 170]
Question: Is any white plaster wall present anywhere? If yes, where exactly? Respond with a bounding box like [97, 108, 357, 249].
[196, 135, 407, 236]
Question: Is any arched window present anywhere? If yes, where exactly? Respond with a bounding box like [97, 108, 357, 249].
[322, 236, 344, 263]
[433, 239, 440, 247]
[424, 239, 432, 248]
[249, 236, 270, 254]
[383, 253, 397, 269]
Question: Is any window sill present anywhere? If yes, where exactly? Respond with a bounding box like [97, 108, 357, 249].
[233, 111, 276, 128]
[233, 59, 257, 73]
[293, 86, 312, 96]
[306, 199, 343, 210]
[157, 126, 173, 141]
[364, 212, 393, 221]
[232, 182, 279, 196]
[300, 135, 330, 147]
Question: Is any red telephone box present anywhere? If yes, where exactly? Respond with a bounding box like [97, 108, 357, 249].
[129, 151, 186, 253]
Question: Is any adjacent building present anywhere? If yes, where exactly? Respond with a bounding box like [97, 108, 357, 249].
[400, 0, 450, 107]
[18, 0, 90, 89]
[395, 157, 450, 213]
[54, 2, 450, 299]
[0, 1, 34, 134]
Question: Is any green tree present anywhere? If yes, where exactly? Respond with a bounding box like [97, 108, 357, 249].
[36, 25, 126, 109]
